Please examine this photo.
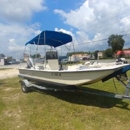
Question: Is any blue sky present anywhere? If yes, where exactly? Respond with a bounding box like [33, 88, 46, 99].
[31, 0, 83, 32]
[0, 0, 130, 58]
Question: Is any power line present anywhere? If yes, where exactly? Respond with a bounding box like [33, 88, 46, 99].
[84, 3, 130, 27]
[65, 33, 130, 47]
[76, 10, 130, 45]
[62, 3, 130, 50]
[86, 7, 130, 33]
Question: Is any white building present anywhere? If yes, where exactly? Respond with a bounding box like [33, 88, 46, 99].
[0, 58, 4, 65]
[68, 55, 79, 62]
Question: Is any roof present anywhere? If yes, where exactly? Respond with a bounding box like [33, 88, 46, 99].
[116, 51, 123, 55]
[117, 50, 130, 55]
[25, 30, 72, 48]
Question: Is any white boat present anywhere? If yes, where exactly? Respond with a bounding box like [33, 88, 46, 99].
[18, 30, 129, 87]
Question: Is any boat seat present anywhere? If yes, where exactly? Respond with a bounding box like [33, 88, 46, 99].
[62, 65, 68, 70]
[26, 58, 44, 70]
[48, 59, 59, 70]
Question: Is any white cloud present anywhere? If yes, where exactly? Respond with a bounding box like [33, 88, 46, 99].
[8, 38, 24, 52]
[55, 28, 74, 38]
[9, 38, 15, 44]
[54, 0, 130, 51]
[120, 17, 130, 25]
[0, 0, 46, 57]
[1, 0, 130, 58]
[0, 0, 46, 23]
[0, 23, 42, 56]
[54, 1, 94, 31]
[54, 28, 77, 54]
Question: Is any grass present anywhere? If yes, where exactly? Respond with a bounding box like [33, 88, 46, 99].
[0, 75, 130, 130]
[0, 68, 13, 71]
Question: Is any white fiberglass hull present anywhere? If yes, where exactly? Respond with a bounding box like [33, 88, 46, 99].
[18, 64, 128, 86]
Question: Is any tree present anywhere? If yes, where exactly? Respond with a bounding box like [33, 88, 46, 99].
[104, 48, 113, 58]
[31, 53, 41, 58]
[0, 53, 5, 57]
[108, 34, 125, 53]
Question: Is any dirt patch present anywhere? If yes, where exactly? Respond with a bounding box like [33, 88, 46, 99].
[0, 69, 19, 79]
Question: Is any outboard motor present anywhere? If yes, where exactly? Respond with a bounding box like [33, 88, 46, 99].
[116, 58, 128, 64]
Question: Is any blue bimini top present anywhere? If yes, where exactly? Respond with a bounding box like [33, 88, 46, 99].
[25, 30, 72, 48]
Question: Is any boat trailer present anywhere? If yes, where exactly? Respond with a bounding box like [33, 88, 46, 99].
[19, 65, 130, 100]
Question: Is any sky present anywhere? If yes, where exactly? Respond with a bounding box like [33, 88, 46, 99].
[0, 0, 130, 58]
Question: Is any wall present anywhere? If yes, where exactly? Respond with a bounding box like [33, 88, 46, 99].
[0, 58, 4, 65]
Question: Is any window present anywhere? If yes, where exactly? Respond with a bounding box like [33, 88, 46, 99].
[46, 51, 58, 60]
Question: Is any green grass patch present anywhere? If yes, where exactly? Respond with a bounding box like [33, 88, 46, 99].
[0, 68, 13, 71]
[0, 75, 130, 130]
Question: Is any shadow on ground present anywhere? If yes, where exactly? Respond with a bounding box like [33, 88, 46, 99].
[31, 85, 130, 110]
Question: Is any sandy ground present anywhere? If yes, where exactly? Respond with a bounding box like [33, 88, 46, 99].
[0, 63, 41, 79]
[0, 64, 22, 79]
[0, 68, 19, 79]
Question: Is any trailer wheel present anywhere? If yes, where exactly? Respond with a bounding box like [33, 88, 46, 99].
[20, 80, 30, 93]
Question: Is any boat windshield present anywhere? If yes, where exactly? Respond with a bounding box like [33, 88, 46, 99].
[46, 51, 58, 60]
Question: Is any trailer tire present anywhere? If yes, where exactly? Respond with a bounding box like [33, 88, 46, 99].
[21, 80, 30, 93]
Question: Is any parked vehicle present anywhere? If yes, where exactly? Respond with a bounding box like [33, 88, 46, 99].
[61, 58, 68, 64]
[9, 59, 20, 64]
[82, 57, 89, 61]
[4, 61, 11, 65]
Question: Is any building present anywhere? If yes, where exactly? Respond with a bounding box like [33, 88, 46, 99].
[70, 52, 91, 60]
[0, 57, 4, 65]
[116, 50, 130, 57]
[98, 51, 103, 58]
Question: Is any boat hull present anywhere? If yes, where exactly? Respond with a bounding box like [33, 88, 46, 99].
[18, 66, 125, 86]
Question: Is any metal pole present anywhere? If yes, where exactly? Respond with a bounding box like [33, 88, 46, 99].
[36, 34, 41, 58]
[44, 31, 46, 68]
